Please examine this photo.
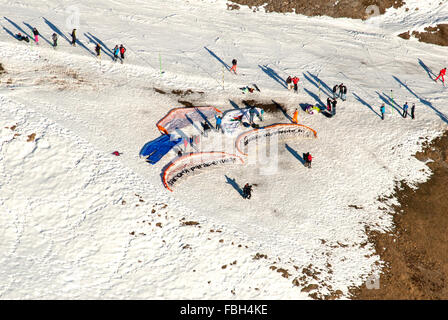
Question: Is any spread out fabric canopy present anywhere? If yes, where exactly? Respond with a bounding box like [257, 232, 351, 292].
[235, 123, 318, 156]
[162, 152, 244, 191]
[157, 106, 222, 135]
[139, 134, 182, 165]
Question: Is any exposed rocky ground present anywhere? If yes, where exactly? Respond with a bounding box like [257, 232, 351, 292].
[352, 133, 448, 299]
[399, 24, 448, 47]
[228, 0, 404, 20]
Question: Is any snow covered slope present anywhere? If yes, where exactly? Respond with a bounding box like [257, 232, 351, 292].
[0, 0, 447, 299]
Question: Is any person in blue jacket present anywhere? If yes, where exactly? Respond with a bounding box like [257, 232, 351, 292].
[215, 115, 222, 132]
[402, 102, 409, 118]
[380, 104, 385, 120]
[113, 45, 119, 62]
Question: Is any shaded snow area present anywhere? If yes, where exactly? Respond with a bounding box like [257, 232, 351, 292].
[0, 0, 447, 299]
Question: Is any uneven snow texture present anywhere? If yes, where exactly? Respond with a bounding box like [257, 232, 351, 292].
[0, 0, 447, 299]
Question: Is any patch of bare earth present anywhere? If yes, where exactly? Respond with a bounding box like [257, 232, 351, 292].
[0, 63, 6, 75]
[352, 132, 448, 299]
[399, 24, 448, 47]
[227, 0, 403, 19]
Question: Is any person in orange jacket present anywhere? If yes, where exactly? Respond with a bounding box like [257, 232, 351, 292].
[230, 59, 237, 74]
[292, 108, 299, 124]
[435, 67, 446, 83]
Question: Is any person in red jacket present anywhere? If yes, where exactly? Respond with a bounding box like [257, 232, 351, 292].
[435, 67, 446, 84]
[119, 44, 126, 63]
[307, 153, 312, 168]
[292, 76, 299, 93]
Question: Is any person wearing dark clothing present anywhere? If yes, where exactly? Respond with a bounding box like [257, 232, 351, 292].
[286, 76, 293, 90]
[201, 121, 211, 137]
[403, 102, 409, 118]
[70, 29, 76, 46]
[32, 27, 39, 45]
[331, 98, 337, 115]
[411, 103, 415, 120]
[119, 44, 126, 62]
[332, 84, 339, 99]
[339, 84, 347, 101]
[16, 33, 30, 42]
[303, 152, 309, 167]
[327, 97, 332, 112]
[242, 183, 253, 199]
[52, 33, 58, 48]
[95, 43, 101, 57]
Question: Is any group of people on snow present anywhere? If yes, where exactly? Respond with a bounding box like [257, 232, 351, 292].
[333, 83, 347, 100]
[286, 76, 300, 93]
[380, 102, 415, 120]
[15, 25, 127, 63]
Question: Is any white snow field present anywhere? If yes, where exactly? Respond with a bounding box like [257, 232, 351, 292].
[0, 0, 447, 299]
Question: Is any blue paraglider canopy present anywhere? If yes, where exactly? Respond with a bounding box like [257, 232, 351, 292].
[140, 134, 182, 165]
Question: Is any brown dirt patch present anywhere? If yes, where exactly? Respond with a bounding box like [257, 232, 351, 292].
[410, 24, 448, 47]
[0, 63, 6, 75]
[228, 0, 404, 20]
[27, 133, 36, 142]
[352, 132, 448, 299]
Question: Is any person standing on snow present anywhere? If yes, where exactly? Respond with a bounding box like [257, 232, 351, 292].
[242, 183, 253, 199]
[286, 76, 293, 90]
[113, 45, 119, 62]
[52, 33, 58, 48]
[70, 29, 76, 46]
[331, 98, 337, 115]
[119, 44, 126, 63]
[230, 59, 237, 74]
[327, 97, 332, 112]
[307, 153, 313, 169]
[215, 115, 222, 132]
[95, 43, 101, 58]
[292, 108, 299, 124]
[434, 67, 446, 84]
[339, 83, 347, 101]
[32, 27, 39, 45]
[332, 84, 339, 99]
[380, 104, 385, 120]
[411, 103, 415, 120]
[403, 102, 409, 118]
[292, 76, 299, 93]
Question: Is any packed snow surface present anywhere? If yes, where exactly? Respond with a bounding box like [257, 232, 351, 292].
[0, 0, 447, 299]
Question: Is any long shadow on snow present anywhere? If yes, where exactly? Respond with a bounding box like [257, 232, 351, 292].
[418, 58, 436, 80]
[303, 72, 332, 97]
[272, 100, 292, 122]
[393, 75, 448, 123]
[225, 175, 244, 198]
[3, 17, 33, 39]
[23, 22, 52, 46]
[259, 65, 287, 89]
[285, 144, 305, 166]
[84, 32, 113, 59]
[376, 91, 402, 116]
[229, 99, 241, 110]
[304, 88, 325, 107]
[204, 47, 230, 70]
[2, 26, 17, 39]
[42, 17, 71, 44]
[353, 92, 381, 118]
